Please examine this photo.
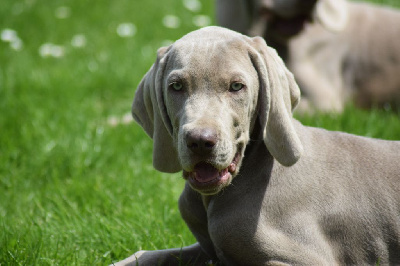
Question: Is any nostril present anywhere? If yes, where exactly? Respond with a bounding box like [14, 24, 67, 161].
[187, 142, 199, 149]
[204, 141, 215, 148]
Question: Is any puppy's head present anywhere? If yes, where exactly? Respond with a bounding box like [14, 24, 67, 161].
[132, 26, 302, 195]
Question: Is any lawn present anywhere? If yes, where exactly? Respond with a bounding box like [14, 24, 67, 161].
[0, 0, 399, 265]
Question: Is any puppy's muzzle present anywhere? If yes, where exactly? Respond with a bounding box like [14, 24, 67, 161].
[182, 127, 240, 195]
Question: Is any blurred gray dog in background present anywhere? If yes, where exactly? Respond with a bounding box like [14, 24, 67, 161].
[217, 0, 400, 113]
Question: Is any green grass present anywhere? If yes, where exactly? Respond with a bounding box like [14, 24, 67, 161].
[0, 0, 399, 265]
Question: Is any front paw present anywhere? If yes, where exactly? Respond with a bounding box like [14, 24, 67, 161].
[112, 244, 214, 265]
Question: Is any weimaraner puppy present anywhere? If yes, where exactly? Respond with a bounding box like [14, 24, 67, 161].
[115, 27, 400, 265]
[216, 0, 400, 112]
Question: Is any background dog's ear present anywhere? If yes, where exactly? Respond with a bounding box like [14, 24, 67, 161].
[132, 46, 182, 173]
[250, 37, 303, 166]
[313, 0, 348, 32]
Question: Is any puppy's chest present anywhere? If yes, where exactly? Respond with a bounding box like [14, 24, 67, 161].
[205, 190, 267, 262]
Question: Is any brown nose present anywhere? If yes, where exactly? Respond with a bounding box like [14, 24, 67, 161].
[185, 128, 218, 155]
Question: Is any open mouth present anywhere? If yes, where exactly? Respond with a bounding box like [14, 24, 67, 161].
[183, 152, 241, 194]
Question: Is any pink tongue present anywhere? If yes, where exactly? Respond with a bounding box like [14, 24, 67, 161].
[194, 163, 219, 183]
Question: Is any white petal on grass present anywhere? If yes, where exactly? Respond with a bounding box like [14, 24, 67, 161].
[107, 113, 133, 127]
[1, 29, 18, 42]
[50, 45, 64, 58]
[162, 15, 180, 29]
[193, 15, 211, 27]
[44, 141, 56, 153]
[10, 38, 23, 51]
[121, 113, 133, 125]
[71, 34, 87, 48]
[39, 43, 53, 57]
[107, 116, 119, 127]
[55, 6, 71, 19]
[44, 141, 60, 154]
[116, 23, 137, 38]
[183, 0, 201, 12]
[39, 43, 65, 58]
[1, 29, 23, 51]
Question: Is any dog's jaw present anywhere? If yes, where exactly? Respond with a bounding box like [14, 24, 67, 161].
[183, 151, 242, 195]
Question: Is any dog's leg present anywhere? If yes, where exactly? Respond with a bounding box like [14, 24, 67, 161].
[112, 243, 211, 266]
[179, 183, 219, 260]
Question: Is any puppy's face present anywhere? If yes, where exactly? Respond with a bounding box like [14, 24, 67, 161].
[133, 28, 303, 194]
[162, 37, 260, 195]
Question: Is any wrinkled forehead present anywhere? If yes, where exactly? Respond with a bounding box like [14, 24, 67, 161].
[168, 40, 250, 75]
[166, 29, 253, 74]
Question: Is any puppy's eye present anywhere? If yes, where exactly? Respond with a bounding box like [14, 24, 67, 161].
[170, 82, 183, 91]
[230, 82, 244, 92]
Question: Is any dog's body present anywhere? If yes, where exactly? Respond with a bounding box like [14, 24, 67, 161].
[217, 0, 400, 112]
[180, 122, 400, 265]
[116, 27, 400, 265]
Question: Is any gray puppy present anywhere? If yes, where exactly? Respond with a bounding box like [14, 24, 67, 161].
[115, 27, 400, 265]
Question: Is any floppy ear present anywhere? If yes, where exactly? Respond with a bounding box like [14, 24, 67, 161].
[313, 0, 348, 32]
[250, 37, 303, 166]
[132, 46, 182, 173]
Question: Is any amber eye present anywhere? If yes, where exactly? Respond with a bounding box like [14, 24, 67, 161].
[170, 82, 183, 91]
[230, 82, 244, 91]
